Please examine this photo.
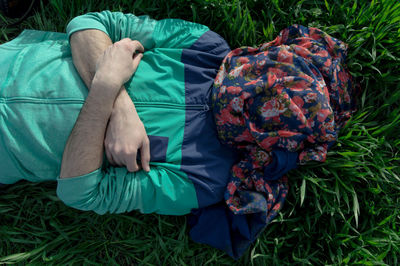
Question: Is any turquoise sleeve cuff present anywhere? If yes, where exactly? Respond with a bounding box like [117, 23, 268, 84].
[56, 165, 198, 215]
[56, 167, 103, 211]
[67, 14, 109, 40]
[66, 13, 110, 42]
[65, 10, 210, 50]
[65, 10, 157, 49]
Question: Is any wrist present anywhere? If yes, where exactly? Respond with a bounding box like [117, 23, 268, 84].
[92, 73, 122, 93]
[91, 74, 121, 98]
[112, 88, 135, 111]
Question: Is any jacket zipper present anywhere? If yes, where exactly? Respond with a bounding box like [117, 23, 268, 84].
[0, 97, 211, 111]
[0, 97, 85, 104]
[133, 101, 210, 111]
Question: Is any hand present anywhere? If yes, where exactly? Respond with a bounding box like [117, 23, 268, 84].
[104, 104, 150, 172]
[95, 38, 144, 89]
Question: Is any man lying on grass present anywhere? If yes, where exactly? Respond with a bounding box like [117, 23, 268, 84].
[0, 10, 357, 258]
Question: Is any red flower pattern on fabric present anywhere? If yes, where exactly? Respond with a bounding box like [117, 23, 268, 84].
[211, 24, 359, 224]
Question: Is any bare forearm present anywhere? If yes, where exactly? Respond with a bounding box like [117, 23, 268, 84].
[70, 29, 111, 88]
[60, 77, 119, 179]
[70, 29, 133, 110]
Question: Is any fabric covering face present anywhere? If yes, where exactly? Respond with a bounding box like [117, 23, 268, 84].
[199, 24, 358, 258]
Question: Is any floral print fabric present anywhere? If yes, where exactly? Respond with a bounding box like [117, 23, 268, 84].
[211, 25, 358, 220]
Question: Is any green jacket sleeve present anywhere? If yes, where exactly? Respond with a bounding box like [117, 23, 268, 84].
[56, 164, 198, 215]
[66, 10, 209, 50]
[66, 10, 157, 49]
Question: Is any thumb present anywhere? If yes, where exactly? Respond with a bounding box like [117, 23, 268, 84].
[132, 52, 143, 70]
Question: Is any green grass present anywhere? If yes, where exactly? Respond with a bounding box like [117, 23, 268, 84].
[1, 0, 399, 264]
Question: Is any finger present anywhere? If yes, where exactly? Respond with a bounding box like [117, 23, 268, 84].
[121, 39, 144, 53]
[132, 53, 143, 66]
[123, 40, 144, 55]
[131, 40, 144, 53]
[113, 155, 124, 167]
[115, 38, 136, 54]
[132, 53, 143, 73]
[140, 138, 151, 172]
[126, 150, 139, 172]
[105, 147, 116, 166]
[118, 38, 133, 45]
[112, 147, 124, 167]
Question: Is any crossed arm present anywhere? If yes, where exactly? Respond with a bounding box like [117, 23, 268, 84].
[59, 30, 150, 178]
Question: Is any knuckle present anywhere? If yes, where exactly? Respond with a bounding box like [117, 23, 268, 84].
[124, 146, 136, 156]
[114, 146, 122, 154]
[123, 147, 133, 155]
[106, 144, 114, 151]
[133, 40, 142, 49]
[120, 38, 130, 43]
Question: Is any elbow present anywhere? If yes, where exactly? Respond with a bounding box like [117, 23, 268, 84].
[66, 10, 115, 43]
[56, 167, 108, 214]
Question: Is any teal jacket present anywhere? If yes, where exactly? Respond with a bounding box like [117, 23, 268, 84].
[0, 11, 237, 215]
